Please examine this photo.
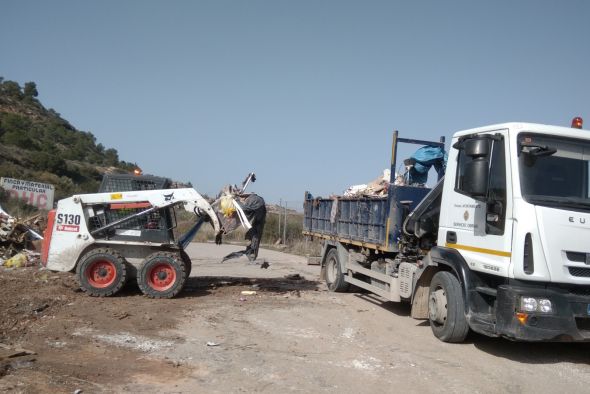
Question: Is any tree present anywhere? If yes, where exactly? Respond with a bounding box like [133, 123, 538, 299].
[23, 82, 38, 98]
[2, 130, 32, 148]
[104, 148, 119, 166]
[1, 80, 22, 99]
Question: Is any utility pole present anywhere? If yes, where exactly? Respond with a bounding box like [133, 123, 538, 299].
[278, 199, 282, 244]
[283, 202, 288, 245]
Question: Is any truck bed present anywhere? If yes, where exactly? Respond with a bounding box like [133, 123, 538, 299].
[303, 185, 432, 251]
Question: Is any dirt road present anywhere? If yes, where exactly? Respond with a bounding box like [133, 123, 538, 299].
[2, 243, 590, 393]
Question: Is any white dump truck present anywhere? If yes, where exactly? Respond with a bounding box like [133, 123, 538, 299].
[304, 120, 590, 342]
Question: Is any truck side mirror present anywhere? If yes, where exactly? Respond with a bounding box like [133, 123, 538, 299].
[455, 137, 491, 201]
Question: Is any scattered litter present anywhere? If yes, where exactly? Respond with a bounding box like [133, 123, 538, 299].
[33, 303, 49, 314]
[0, 343, 37, 371]
[247, 259, 270, 269]
[33, 271, 49, 282]
[206, 341, 220, 347]
[238, 296, 247, 302]
[74, 389, 83, 394]
[114, 312, 130, 320]
[4, 253, 27, 268]
[47, 341, 67, 348]
[0, 207, 45, 265]
[284, 274, 303, 281]
[241, 290, 257, 296]
[73, 328, 174, 352]
[251, 284, 260, 290]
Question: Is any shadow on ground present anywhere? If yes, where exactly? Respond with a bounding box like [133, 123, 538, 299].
[471, 333, 590, 364]
[182, 275, 321, 296]
[352, 290, 590, 364]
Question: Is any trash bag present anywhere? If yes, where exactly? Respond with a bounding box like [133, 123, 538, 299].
[406, 146, 447, 185]
[4, 253, 27, 268]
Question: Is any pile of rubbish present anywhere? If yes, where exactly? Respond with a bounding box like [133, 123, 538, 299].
[0, 204, 44, 268]
[342, 145, 447, 198]
[343, 169, 395, 198]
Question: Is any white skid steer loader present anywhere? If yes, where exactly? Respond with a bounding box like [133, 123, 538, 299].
[41, 187, 222, 298]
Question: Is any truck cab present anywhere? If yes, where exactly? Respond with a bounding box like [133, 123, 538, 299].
[436, 123, 590, 341]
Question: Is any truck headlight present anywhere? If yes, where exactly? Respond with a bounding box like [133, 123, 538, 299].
[521, 297, 538, 312]
[538, 299, 553, 313]
[520, 297, 552, 313]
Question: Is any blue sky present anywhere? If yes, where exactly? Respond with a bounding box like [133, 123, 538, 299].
[2, 1, 588, 206]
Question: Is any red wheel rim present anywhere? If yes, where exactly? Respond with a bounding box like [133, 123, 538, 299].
[147, 262, 176, 291]
[86, 260, 117, 288]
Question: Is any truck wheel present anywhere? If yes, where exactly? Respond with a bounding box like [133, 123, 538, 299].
[138, 252, 186, 299]
[428, 271, 469, 343]
[76, 248, 127, 297]
[180, 249, 192, 278]
[325, 248, 349, 292]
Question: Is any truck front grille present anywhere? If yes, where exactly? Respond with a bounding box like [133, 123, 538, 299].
[569, 267, 590, 278]
[575, 317, 590, 331]
[566, 251, 587, 263]
[569, 286, 590, 297]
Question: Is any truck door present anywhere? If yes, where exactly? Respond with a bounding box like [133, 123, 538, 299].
[439, 130, 513, 277]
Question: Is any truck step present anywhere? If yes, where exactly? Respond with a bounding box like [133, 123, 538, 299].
[345, 262, 400, 302]
[475, 286, 497, 297]
[344, 275, 400, 302]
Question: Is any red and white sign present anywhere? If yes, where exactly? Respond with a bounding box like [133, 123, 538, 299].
[56, 224, 80, 232]
[0, 177, 55, 209]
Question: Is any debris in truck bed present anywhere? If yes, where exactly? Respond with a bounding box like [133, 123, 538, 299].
[343, 169, 391, 197]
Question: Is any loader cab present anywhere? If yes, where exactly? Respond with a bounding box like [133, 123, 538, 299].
[94, 174, 176, 243]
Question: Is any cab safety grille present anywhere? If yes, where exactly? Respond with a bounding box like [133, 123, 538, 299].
[568, 267, 590, 278]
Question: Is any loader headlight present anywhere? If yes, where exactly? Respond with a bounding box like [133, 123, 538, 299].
[520, 297, 552, 313]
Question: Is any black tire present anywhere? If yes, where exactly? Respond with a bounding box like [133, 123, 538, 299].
[180, 249, 192, 278]
[428, 271, 469, 343]
[324, 248, 349, 292]
[137, 252, 186, 299]
[76, 248, 127, 297]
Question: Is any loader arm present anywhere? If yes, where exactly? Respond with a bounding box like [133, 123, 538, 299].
[182, 193, 221, 234]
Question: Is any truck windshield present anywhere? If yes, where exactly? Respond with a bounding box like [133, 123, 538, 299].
[519, 133, 590, 212]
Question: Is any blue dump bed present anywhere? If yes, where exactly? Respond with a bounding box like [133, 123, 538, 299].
[303, 184, 431, 252]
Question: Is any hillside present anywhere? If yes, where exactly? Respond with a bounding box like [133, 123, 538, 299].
[0, 77, 137, 200]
